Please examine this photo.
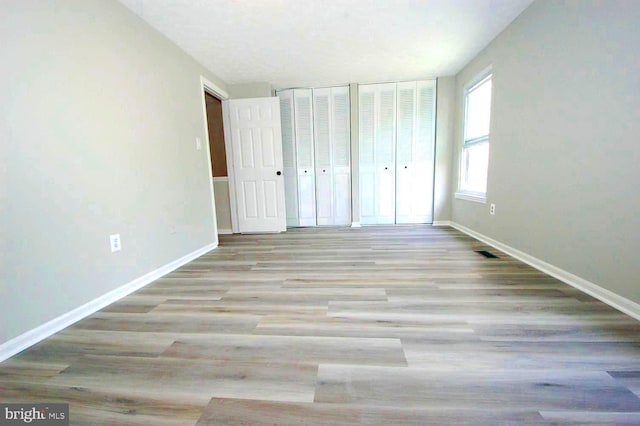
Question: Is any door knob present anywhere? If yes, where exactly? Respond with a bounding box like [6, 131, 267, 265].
[404, 166, 408, 169]
[276, 171, 282, 176]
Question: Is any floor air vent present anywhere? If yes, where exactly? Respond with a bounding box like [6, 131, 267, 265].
[476, 250, 499, 259]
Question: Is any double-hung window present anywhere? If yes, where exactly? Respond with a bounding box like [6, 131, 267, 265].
[459, 70, 492, 199]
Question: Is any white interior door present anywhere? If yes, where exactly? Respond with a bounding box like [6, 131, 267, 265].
[226, 97, 286, 233]
[294, 89, 316, 226]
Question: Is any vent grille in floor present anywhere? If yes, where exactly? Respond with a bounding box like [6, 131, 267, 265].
[476, 250, 499, 258]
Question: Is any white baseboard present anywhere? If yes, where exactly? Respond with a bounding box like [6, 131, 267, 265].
[217, 228, 233, 235]
[450, 222, 640, 321]
[0, 242, 218, 363]
[351, 222, 361, 228]
[431, 220, 452, 227]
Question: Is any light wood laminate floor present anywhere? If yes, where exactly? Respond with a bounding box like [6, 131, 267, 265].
[1, 225, 640, 425]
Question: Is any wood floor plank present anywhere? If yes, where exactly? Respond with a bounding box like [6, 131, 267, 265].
[539, 410, 640, 425]
[283, 277, 438, 288]
[0, 359, 69, 384]
[196, 398, 546, 425]
[9, 328, 176, 364]
[71, 311, 261, 334]
[608, 370, 640, 397]
[49, 355, 318, 403]
[385, 287, 578, 302]
[471, 322, 640, 342]
[402, 340, 640, 370]
[152, 301, 328, 316]
[133, 284, 228, 299]
[0, 381, 206, 425]
[255, 313, 476, 339]
[225, 287, 388, 298]
[314, 364, 640, 411]
[219, 288, 387, 304]
[161, 334, 407, 367]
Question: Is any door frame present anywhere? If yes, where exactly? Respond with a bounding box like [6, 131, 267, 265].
[199, 76, 230, 235]
[221, 99, 240, 233]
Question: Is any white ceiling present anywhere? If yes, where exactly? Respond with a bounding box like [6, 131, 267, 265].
[118, 0, 534, 89]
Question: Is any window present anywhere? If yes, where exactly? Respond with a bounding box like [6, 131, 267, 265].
[459, 70, 492, 199]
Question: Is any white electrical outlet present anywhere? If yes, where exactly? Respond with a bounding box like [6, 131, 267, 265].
[490, 203, 496, 215]
[195, 137, 202, 150]
[110, 234, 121, 252]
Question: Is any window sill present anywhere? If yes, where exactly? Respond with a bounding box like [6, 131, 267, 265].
[455, 192, 487, 204]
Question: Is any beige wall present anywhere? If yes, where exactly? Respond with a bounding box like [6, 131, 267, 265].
[433, 77, 456, 222]
[451, 1, 640, 304]
[0, 0, 228, 344]
[213, 179, 233, 232]
[229, 82, 273, 99]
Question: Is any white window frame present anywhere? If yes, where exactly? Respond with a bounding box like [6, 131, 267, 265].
[456, 67, 492, 203]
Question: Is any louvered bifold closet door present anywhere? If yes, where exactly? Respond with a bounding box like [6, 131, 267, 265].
[313, 87, 351, 226]
[277, 90, 300, 227]
[293, 89, 316, 226]
[395, 80, 436, 224]
[359, 83, 396, 225]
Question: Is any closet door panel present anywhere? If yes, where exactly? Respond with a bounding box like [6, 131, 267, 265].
[412, 165, 433, 223]
[297, 174, 316, 223]
[416, 81, 436, 164]
[277, 90, 300, 227]
[358, 87, 377, 224]
[315, 172, 333, 224]
[376, 84, 397, 224]
[359, 83, 396, 224]
[360, 170, 376, 222]
[334, 171, 351, 224]
[395, 162, 414, 223]
[313, 88, 333, 225]
[332, 88, 351, 169]
[378, 168, 396, 222]
[412, 80, 436, 223]
[331, 87, 351, 225]
[395, 82, 416, 223]
[377, 86, 396, 167]
[294, 89, 316, 226]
